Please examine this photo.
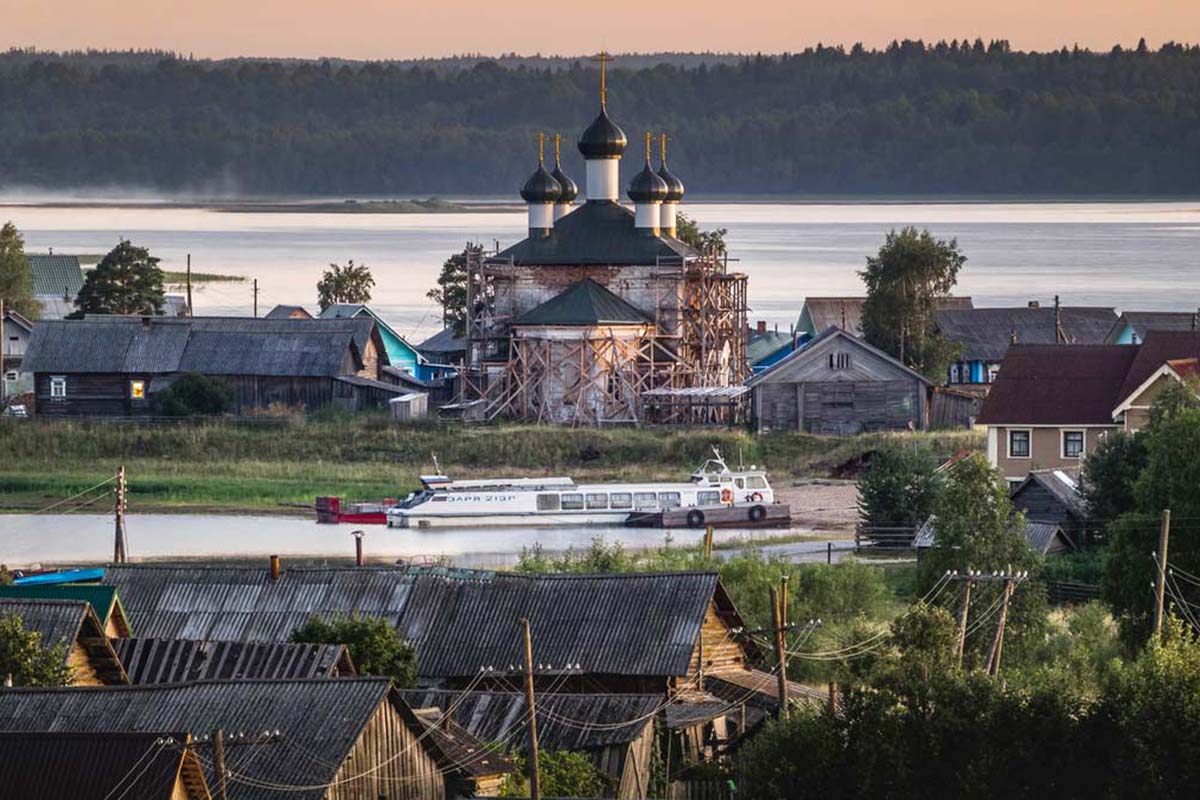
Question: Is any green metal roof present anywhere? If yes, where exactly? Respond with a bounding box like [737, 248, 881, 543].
[747, 330, 793, 365]
[27, 254, 84, 298]
[513, 279, 651, 326]
[0, 584, 128, 634]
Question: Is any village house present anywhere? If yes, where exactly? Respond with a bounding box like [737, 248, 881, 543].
[0, 731, 212, 800]
[977, 331, 1200, 481]
[2, 307, 34, 395]
[20, 315, 408, 416]
[795, 295, 975, 340]
[113, 638, 355, 684]
[0, 598, 127, 685]
[936, 301, 1117, 385]
[0, 583, 132, 636]
[417, 325, 468, 367]
[0, 677, 495, 800]
[26, 253, 86, 318]
[1105, 309, 1199, 344]
[748, 326, 932, 434]
[320, 303, 455, 381]
[1009, 468, 1091, 544]
[913, 515, 1076, 556]
[747, 321, 798, 374]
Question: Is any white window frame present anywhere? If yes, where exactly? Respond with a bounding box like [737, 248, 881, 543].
[4, 370, 17, 382]
[1007, 428, 1032, 459]
[987, 363, 1001, 383]
[1061, 429, 1085, 460]
[49, 375, 67, 399]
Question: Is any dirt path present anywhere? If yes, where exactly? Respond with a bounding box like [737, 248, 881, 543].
[774, 481, 859, 535]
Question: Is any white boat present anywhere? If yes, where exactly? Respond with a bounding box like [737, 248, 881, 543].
[386, 450, 775, 529]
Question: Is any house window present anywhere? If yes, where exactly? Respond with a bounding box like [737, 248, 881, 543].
[50, 375, 67, 399]
[1008, 429, 1031, 459]
[987, 363, 1001, 383]
[1063, 430, 1085, 459]
[4, 371, 16, 382]
[130, 380, 146, 399]
[828, 352, 851, 371]
[949, 363, 961, 383]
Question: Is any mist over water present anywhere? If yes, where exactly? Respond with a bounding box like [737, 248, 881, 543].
[4, 198, 1198, 341]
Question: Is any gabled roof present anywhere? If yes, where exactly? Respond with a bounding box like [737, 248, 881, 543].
[747, 326, 932, 388]
[21, 315, 380, 376]
[27, 254, 84, 297]
[976, 344, 1138, 425]
[912, 515, 1074, 555]
[2, 308, 34, 333]
[416, 325, 467, 355]
[102, 565, 747, 680]
[514, 278, 651, 326]
[408, 704, 517, 780]
[935, 306, 1118, 362]
[113, 637, 353, 684]
[1010, 469, 1087, 520]
[0, 584, 130, 636]
[799, 296, 973, 338]
[0, 598, 128, 684]
[0, 678, 403, 800]
[1106, 311, 1199, 344]
[0, 731, 210, 800]
[320, 303, 424, 362]
[1115, 330, 1200, 406]
[263, 304, 312, 319]
[492, 201, 697, 266]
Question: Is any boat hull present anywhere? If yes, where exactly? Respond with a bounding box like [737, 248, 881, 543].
[388, 510, 632, 528]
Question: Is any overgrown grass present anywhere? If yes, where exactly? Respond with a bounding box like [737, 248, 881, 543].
[0, 417, 980, 512]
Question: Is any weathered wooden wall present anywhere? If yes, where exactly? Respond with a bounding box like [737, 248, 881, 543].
[756, 380, 923, 434]
[929, 387, 982, 429]
[687, 601, 748, 679]
[330, 700, 446, 800]
[67, 642, 102, 686]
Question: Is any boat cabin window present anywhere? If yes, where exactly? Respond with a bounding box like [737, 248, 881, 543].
[659, 492, 682, 509]
[431, 495, 447, 502]
[745, 476, 768, 490]
[734, 478, 745, 489]
[586, 493, 609, 509]
[610, 493, 633, 510]
[634, 492, 658, 511]
[561, 493, 585, 510]
[698, 490, 721, 506]
[537, 494, 561, 511]
[720, 476, 732, 483]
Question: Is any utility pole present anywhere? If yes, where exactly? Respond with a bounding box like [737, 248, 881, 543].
[954, 571, 974, 669]
[113, 465, 127, 564]
[985, 567, 1026, 677]
[1054, 295, 1065, 343]
[185, 254, 193, 317]
[520, 618, 541, 800]
[212, 728, 229, 800]
[1153, 509, 1172, 639]
[770, 587, 790, 720]
[252, 278, 259, 318]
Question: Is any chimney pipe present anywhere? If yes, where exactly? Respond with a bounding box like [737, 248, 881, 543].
[269, 555, 281, 582]
[756, 320, 767, 335]
[352, 530, 365, 567]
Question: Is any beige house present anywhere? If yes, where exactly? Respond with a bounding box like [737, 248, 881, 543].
[979, 332, 1200, 482]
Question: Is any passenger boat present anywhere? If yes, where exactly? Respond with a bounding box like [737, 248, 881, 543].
[386, 451, 775, 529]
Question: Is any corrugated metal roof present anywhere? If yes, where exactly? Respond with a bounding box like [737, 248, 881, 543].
[21, 316, 376, 376]
[114, 637, 351, 684]
[400, 689, 659, 750]
[912, 515, 1072, 556]
[513, 279, 651, 326]
[0, 678, 395, 800]
[936, 306, 1117, 362]
[0, 597, 89, 652]
[103, 566, 735, 680]
[409, 705, 517, 779]
[27, 254, 84, 297]
[747, 330, 792, 365]
[0, 584, 127, 634]
[492, 201, 697, 267]
[0, 731, 205, 800]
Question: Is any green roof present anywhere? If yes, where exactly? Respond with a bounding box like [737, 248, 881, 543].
[0, 584, 128, 634]
[27, 254, 84, 298]
[747, 330, 793, 365]
[513, 279, 651, 326]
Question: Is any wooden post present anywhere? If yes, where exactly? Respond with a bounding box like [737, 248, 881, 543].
[827, 682, 838, 714]
[113, 465, 127, 564]
[520, 618, 541, 800]
[352, 530, 365, 567]
[1153, 509, 1172, 639]
[212, 729, 229, 800]
[770, 587, 789, 720]
[252, 278, 259, 318]
[827, 541, 832, 565]
[985, 569, 1015, 677]
[185, 254, 193, 316]
[703, 526, 714, 559]
[955, 573, 973, 669]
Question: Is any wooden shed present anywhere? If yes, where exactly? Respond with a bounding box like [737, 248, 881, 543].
[390, 391, 429, 421]
[0, 598, 127, 685]
[748, 326, 932, 434]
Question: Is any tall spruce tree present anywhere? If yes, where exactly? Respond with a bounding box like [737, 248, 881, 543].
[75, 240, 165, 315]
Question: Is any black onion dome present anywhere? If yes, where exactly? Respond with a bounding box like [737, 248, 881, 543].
[577, 108, 628, 159]
[520, 163, 562, 203]
[658, 162, 684, 202]
[628, 160, 668, 203]
[551, 164, 578, 203]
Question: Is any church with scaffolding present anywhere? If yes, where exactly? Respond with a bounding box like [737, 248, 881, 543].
[461, 64, 749, 425]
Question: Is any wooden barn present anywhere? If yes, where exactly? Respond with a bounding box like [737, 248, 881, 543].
[20, 315, 406, 416]
[0, 598, 127, 686]
[0, 678, 493, 800]
[748, 326, 932, 434]
[113, 638, 355, 684]
[0, 731, 211, 800]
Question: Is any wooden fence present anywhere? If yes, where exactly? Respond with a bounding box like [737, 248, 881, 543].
[855, 525, 918, 550]
[1046, 579, 1102, 605]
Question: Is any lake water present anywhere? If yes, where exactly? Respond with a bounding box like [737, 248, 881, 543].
[0, 513, 851, 569]
[4, 199, 1199, 342]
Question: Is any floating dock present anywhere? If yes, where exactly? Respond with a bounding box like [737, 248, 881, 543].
[625, 503, 792, 529]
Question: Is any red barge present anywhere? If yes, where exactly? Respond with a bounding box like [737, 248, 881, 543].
[315, 496, 396, 525]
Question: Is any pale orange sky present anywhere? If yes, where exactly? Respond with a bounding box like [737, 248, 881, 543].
[6, 0, 1198, 58]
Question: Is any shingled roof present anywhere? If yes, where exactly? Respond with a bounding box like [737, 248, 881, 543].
[976, 345, 1138, 425]
[114, 637, 353, 684]
[27, 254, 84, 298]
[102, 565, 746, 680]
[0, 731, 209, 800]
[513, 279, 651, 326]
[936, 306, 1118, 362]
[492, 201, 697, 266]
[21, 315, 379, 376]
[0, 678, 410, 800]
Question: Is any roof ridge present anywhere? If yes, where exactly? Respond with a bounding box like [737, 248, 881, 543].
[2, 675, 391, 693]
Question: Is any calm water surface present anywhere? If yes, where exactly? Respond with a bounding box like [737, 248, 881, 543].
[4, 200, 1198, 342]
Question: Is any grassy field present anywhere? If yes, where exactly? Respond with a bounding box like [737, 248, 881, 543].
[0, 415, 981, 514]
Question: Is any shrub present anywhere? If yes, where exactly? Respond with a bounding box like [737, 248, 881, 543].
[290, 615, 417, 688]
[155, 372, 233, 417]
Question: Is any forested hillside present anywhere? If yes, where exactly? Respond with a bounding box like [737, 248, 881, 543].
[1, 40, 1198, 196]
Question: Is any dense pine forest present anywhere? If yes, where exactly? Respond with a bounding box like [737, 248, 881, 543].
[1, 40, 1198, 196]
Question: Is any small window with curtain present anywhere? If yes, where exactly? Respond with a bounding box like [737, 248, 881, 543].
[1009, 429, 1031, 459]
[1063, 430, 1084, 459]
